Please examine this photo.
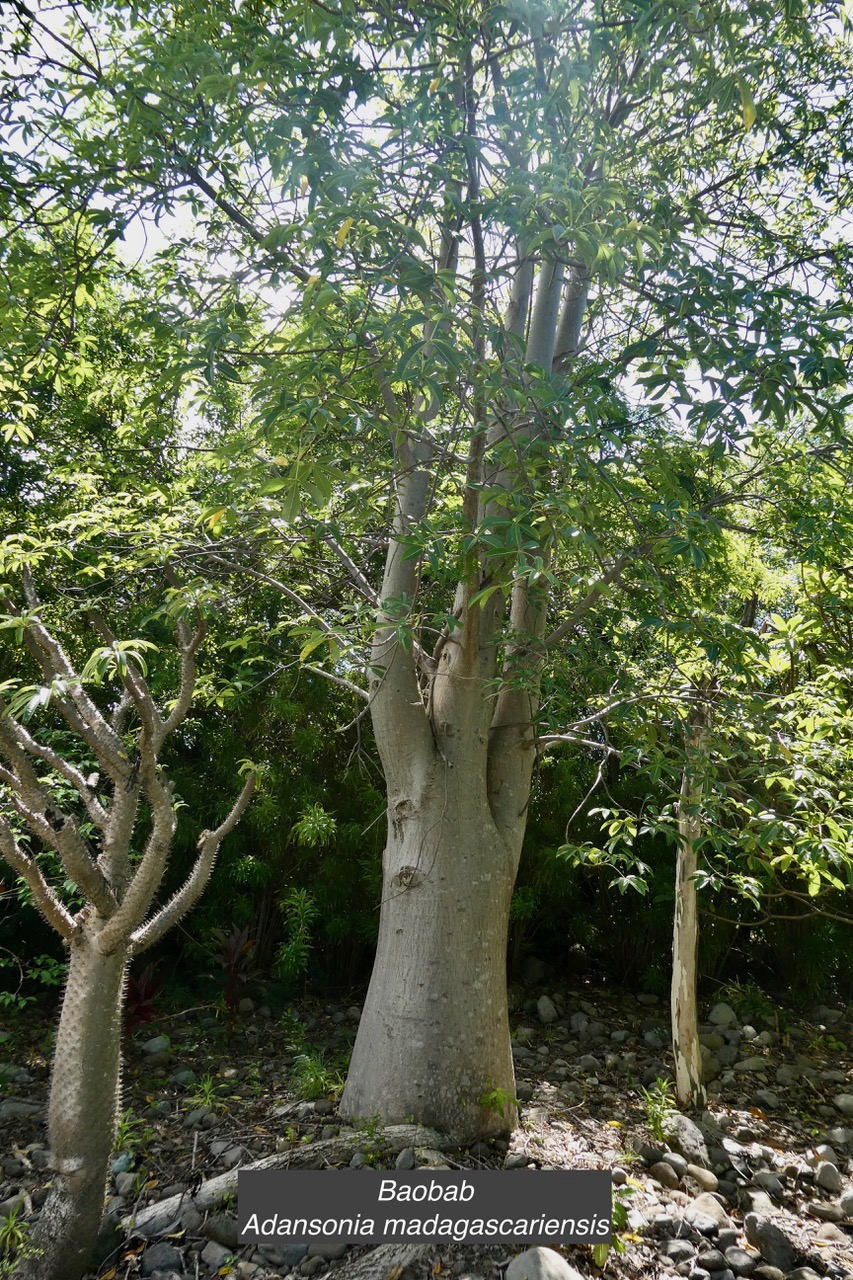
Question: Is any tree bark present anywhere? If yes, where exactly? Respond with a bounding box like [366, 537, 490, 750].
[16, 933, 127, 1280]
[340, 764, 518, 1140]
[671, 725, 707, 1110]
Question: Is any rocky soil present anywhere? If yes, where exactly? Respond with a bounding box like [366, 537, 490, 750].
[0, 975, 851, 1280]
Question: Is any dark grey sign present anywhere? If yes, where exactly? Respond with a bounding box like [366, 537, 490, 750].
[239, 1169, 612, 1244]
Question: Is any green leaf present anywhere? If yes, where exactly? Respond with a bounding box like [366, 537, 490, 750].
[736, 77, 758, 130]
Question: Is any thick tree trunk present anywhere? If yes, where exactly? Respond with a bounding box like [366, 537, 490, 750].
[16, 934, 126, 1280]
[340, 767, 518, 1141]
[671, 731, 707, 1110]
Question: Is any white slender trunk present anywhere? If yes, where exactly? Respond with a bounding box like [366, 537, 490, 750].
[671, 729, 707, 1110]
[16, 933, 127, 1280]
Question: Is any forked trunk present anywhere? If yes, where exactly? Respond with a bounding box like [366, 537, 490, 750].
[16, 933, 127, 1280]
[340, 769, 518, 1141]
[671, 729, 707, 1110]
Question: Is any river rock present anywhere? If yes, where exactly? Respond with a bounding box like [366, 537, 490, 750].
[201, 1240, 232, 1269]
[804, 1200, 844, 1222]
[815, 1161, 843, 1192]
[142, 1242, 182, 1275]
[259, 1242, 310, 1267]
[537, 996, 558, 1024]
[696, 1248, 726, 1270]
[685, 1194, 733, 1231]
[307, 1242, 349, 1259]
[833, 1094, 853, 1117]
[686, 1164, 718, 1191]
[742, 1214, 796, 1272]
[709, 1003, 738, 1027]
[663, 1151, 689, 1179]
[142, 1035, 169, 1055]
[752, 1171, 784, 1199]
[724, 1246, 757, 1275]
[0, 1100, 40, 1119]
[659, 1239, 695, 1262]
[203, 1213, 238, 1250]
[815, 1222, 848, 1242]
[650, 1161, 681, 1189]
[665, 1114, 711, 1167]
[505, 1247, 586, 1280]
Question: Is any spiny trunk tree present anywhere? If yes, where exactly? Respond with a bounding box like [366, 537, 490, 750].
[0, 572, 254, 1280]
[2, 0, 852, 1139]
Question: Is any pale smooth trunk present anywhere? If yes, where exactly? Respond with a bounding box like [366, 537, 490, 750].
[671, 749, 707, 1110]
[340, 773, 517, 1140]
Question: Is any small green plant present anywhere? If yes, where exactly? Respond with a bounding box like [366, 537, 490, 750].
[639, 1076, 675, 1144]
[591, 1180, 634, 1269]
[189, 1072, 227, 1111]
[808, 1031, 848, 1055]
[290, 1051, 344, 1100]
[0, 949, 66, 1012]
[0, 1204, 43, 1278]
[479, 1083, 517, 1123]
[716, 980, 776, 1023]
[0, 1206, 30, 1259]
[279, 1007, 307, 1049]
[354, 1113, 385, 1164]
[275, 888, 319, 985]
[640, 964, 667, 996]
[355, 1113, 383, 1142]
[113, 1108, 154, 1154]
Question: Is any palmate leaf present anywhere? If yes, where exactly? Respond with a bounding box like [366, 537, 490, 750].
[80, 640, 159, 685]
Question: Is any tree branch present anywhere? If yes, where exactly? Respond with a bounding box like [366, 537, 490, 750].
[0, 813, 77, 940]
[130, 772, 256, 954]
[0, 705, 107, 830]
[0, 723, 117, 916]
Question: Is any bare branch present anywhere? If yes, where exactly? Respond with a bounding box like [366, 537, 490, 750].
[0, 813, 77, 940]
[0, 722, 117, 916]
[161, 616, 207, 739]
[543, 551, 637, 649]
[0, 706, 108, 830]
[303, 665, 370, 701]
[322, 534, 379, 604]
[95, 772, 177, 954]
[3, 597, 131, 784]
[535, 733, 621, 755]
[130, 773, 256, 955]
